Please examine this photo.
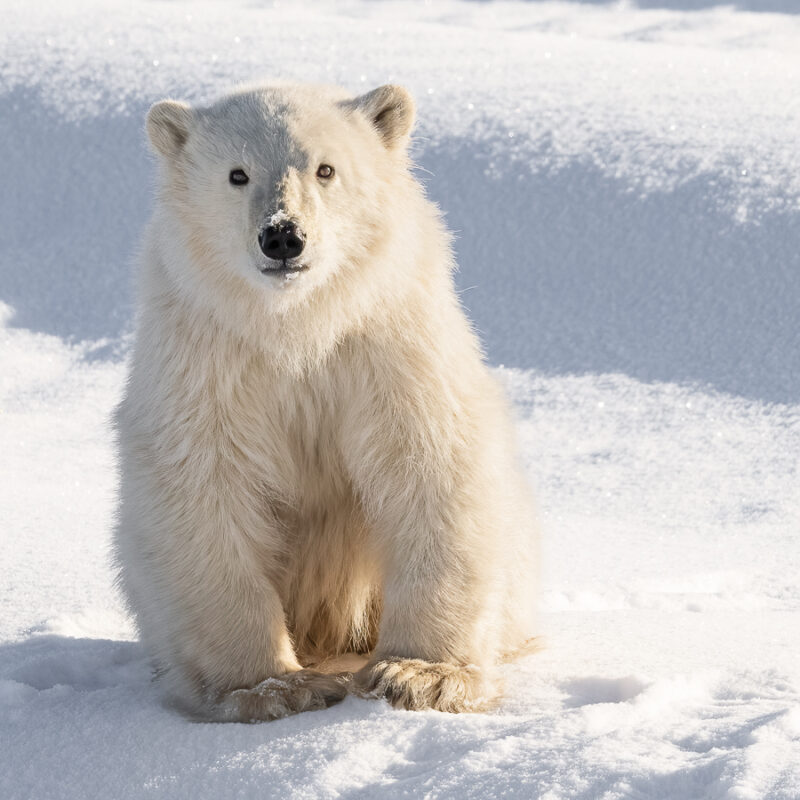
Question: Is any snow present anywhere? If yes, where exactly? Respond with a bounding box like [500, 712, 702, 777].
[1, 0, 799, 797]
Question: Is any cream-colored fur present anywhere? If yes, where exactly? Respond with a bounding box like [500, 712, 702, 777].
[114, 83, 538, 721]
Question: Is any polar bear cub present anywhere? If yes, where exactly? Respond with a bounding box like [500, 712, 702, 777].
[114, 83, 537, 721]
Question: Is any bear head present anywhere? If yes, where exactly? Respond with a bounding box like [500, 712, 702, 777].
[145, 84, 419, 314]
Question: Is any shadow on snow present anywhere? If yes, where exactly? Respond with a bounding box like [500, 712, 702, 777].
[1, 88, 798, 402]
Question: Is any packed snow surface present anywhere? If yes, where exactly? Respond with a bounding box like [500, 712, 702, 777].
[1, 1, 798, 798]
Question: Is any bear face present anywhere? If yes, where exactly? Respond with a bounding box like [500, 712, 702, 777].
[146, 85, 417, 313]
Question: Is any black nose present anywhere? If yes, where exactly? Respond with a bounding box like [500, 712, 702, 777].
[258, 221, 305, 260]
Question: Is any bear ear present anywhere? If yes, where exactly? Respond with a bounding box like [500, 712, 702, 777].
[146, 100, 194, 158]
[351, 85, 415, 150]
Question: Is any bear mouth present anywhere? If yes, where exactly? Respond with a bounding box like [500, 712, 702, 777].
[260, 260, 308, 276]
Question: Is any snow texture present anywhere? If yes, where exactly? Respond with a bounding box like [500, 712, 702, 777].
[1, 1, 798, 798]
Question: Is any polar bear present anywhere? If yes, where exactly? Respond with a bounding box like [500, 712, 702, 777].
[114, 83, 537, 721]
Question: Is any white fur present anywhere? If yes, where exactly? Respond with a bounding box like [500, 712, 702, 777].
[114, 83, 538, 720]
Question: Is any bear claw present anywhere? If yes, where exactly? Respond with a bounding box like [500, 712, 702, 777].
[356, 657, 493, 713]
[217, 669, 350, 722]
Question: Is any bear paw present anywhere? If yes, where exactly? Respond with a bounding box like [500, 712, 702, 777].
[356, 657, 494, 712]
[217, 669, 350, 722]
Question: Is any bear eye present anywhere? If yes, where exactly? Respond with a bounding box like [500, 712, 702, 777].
[229, 169, 249, 186]
[316, 164, 334, 179]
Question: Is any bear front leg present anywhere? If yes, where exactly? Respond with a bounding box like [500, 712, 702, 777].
[342, 385, 503, 713]
[353, 523, 500, 713]
[115, 460, 348, 722]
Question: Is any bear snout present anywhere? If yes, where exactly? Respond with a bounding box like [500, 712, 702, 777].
[259, 221, 306, 261]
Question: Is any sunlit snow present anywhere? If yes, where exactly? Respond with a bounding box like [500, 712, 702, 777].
[1, 1, 798, 798]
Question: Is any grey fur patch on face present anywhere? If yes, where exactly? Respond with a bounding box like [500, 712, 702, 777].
[180, 89, 322, 285]
[198, 91, 310, 228]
